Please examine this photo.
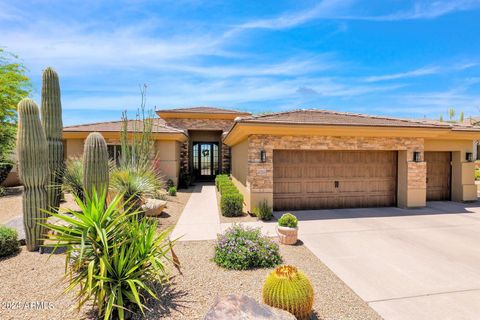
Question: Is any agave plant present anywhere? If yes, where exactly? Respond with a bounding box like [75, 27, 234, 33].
[110, 162, 164, 209]
[43, 190, 175, 320]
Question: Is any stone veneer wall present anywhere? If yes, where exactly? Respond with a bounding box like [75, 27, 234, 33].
[162, 118, 235, 174]
[245, 134, 427, 209]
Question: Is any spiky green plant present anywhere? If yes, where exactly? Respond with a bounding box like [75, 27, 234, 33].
[62, 158, 84, 201]
[110, 162, 164, 210]
[43, 190, 175, 320]
[16, 98, 49, 251]
[83, 132, 109, 198]
[263, 265, 314, 320]
[41, 67, 64, 211]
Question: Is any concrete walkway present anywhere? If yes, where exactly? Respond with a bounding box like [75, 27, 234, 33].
[171, 183, 221, 241]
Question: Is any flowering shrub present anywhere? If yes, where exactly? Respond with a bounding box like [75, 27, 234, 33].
[214, 224, 282, 270]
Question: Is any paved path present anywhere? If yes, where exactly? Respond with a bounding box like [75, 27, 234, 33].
[171, 183, 221, 241]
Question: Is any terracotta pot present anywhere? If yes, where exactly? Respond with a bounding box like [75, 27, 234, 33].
[277, 225, 298, 245]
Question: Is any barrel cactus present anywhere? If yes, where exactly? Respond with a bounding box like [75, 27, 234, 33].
[262, 265, 314, 320]
[41, 67, 64, 211]
[16, 99, 49, 251]
[83, 132, 109, 198]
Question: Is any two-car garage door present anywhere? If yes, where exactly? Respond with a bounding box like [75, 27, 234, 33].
[273, 150, 398, 210]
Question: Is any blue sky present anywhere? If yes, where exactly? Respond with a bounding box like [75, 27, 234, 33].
[1, 0, 480, 125]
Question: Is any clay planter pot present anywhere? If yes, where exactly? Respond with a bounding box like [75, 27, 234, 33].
[277, 225, 298, 245]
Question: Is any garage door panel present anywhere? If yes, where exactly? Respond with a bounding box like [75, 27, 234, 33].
[273, 150, 397, 210]
[425, 152, 451, 201]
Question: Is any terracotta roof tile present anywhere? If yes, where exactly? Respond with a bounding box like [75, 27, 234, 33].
[64, 118, 185, 134]
[236, 109, 480, 130]
[156, 106, 250, 114]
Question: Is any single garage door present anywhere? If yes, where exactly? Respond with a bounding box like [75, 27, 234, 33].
[425, 151, 451, 201]
[273, 150, 397, 210]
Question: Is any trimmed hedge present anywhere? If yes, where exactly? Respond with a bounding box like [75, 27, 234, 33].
[215, 174, 244, 217]
[0, 226, 20, 257]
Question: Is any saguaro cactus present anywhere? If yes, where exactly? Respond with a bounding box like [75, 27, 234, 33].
[83, 132, 109, 197]
[41, 67, 64, 211]
[16, 99, 49, 251]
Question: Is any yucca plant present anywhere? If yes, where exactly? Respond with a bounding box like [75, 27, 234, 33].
[61, 158, 84, 201]
[43, 190, 175, 320]
[110, 162, 164, 210]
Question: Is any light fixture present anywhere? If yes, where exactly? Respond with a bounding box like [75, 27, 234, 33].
[466, 152, 474, 162]
[260, 150, 267, 163]
[413, 151, 421, 162]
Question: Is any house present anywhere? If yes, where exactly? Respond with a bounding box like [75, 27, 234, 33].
[63, 107, 250, 185]
[63, 107, 480, 212]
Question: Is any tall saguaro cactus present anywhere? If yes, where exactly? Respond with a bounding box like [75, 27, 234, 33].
[83, 132, 109, 198]
[41, 67, 64, 211]
[16, 99, 49, 251]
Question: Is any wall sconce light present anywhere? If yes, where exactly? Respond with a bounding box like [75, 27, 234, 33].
[413, 151, 421, 162]
[466, 152, 474, 162]
[260, 150, 267, 163]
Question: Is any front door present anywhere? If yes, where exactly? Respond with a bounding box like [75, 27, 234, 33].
[192, 142, 219, 180]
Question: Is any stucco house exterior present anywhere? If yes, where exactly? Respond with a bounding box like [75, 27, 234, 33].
[62, 107, 480, 212]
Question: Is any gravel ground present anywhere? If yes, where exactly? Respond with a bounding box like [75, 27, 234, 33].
[0, 248, 91, 320]
[155, 187, 193, 232]
[138, 240, 381, 320]
[0, 240, 380, 320]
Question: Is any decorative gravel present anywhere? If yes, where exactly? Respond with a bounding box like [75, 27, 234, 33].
[156, 187, 193, 231]
[138, 240, 382, 320]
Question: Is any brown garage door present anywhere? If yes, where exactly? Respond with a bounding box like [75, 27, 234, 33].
[425, 152, 451, 201]
[273, 150, 397, 210]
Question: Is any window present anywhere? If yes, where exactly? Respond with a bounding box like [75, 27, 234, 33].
[107, 145, 122, 165]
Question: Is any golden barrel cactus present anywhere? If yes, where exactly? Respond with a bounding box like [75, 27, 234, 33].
[262, 265, 314, 320]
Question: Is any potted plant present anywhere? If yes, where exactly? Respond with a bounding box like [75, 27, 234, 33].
[277, 213, 298, 245]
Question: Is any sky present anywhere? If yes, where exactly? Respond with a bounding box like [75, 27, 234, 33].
[1, 0, 480, 125]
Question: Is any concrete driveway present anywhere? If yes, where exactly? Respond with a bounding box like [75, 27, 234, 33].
[283, 201, 480, 320]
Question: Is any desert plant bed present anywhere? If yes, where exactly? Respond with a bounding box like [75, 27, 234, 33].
[0, 239, 381, 320]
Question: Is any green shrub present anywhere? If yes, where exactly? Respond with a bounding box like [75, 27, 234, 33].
[475, 168, 480, 181]
[218, 180, 234, 194]
[168, 186, 177, 196]
[220, 185, 239, 195]
[221, 192, 244, 217]
[214, 224, 282, 270]
[278, 213, 298, 228]
[215, 174, 229, 189]
[0, 186, 6, 197]
[166, 178, 175, 189]
[253, 200, 273, 221]
[44, 190, 175, 320]
[0, 226, 20, 257]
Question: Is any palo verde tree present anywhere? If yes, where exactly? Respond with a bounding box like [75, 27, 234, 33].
[0, 49, 32, 182]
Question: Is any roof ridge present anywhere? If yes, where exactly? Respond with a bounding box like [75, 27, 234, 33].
[156, 106, 250, 114]
[64, 118, 185, 133]
[248, 108, 454, 127]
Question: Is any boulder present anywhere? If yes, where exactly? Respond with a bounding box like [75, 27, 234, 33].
[204, 294, 296, 320]
[142, 198, 167, 217]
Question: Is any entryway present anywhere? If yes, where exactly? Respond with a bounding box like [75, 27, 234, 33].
[192, 142, 219, 181]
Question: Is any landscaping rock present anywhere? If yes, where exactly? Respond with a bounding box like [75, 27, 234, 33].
[142, 198, 167, 217]
[204, 294, 296, 320]
[5, 216, 25, 243]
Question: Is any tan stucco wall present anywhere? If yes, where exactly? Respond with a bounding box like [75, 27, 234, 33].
[425, 139, 476, 201]
[64, 137, 181, 186]
[231, 139, 249, 211]
[65, 139, 84, 158]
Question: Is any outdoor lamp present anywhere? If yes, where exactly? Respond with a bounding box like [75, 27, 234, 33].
[413, 151, 421, 162]
[260, 150, 267, 163]
[466, 152, 474, 162]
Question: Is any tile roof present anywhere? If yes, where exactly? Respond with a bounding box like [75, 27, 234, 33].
[156, 106, 250, 114]
[64, 118, 185, 134]
[235, 109, 480, 130]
